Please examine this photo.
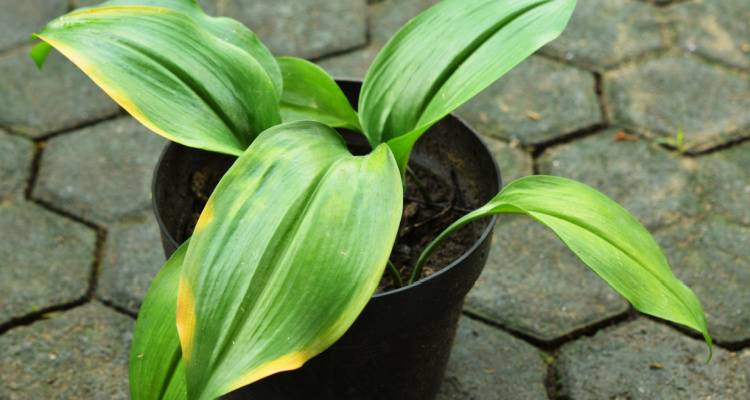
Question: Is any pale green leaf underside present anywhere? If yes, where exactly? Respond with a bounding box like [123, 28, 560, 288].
[417, 175, 712, 353]
[176, 121, 403, 399]
[130, 240, 188, 400]
[359, 0, 576, 170]
[35, 4, 280, 156]
[277, 56, 361, 131]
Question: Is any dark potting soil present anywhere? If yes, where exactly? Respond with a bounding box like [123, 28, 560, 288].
[182, 162, 484, 293]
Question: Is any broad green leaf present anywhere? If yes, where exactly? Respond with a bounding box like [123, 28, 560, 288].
[176, 121, 402, 399]
[69, 0, 283, 95]
[130, 240, 189, 400]
[359, 0, 576, 170]
[415, 175, 712, 353]
[277, 56, 361, 131]
[34, 5, 280, 156]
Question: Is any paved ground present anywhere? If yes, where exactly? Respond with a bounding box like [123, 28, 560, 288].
[1, 0, 749, 398]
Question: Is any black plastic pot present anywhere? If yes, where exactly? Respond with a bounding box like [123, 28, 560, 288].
[152, 81, 500, 400]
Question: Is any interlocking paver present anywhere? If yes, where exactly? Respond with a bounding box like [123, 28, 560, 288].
[542, 0, 666, 70]
[484, 136, 533, 185]
[0, 131, 34, 199]
[97, 213, 166, 314]
[318, 0, 438, 78]
[0, 199, 95, 325]
[693, 141, 750, 226]
[437, 317, 548, 400]
[605, 54, 750, 153]
[656, 218, 750, 344]
[0, 49, 120, 138]
[742, 350, 750, 380]
[219, 0, 367, 59]
[465, 215, 629, 343]
[0, 0, 66, 52]
[671, 0, 750, 70]
[539, 129, 699, 229]
[555, 319, 750, 399]
[0, 303, 131, 400]
[458, 56, 602, 146]
[33, 117, 165, 224]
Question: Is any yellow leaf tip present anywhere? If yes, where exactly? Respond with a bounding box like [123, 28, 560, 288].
[176, 276, 196, 361]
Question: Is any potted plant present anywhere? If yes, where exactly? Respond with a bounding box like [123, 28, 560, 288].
[33, 0, 711, 399]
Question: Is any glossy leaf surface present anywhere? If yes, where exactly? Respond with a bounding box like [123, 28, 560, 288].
[277, 56, 361, 131]
[130, 241, 188, 400]
[359, 0, 576, 170]
[416, 175, 712, 352]
[34, 4, 280, 155]
[176, 121, 402, 399]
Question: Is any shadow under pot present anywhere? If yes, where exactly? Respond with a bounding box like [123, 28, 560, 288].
[151, 80, 500, 400]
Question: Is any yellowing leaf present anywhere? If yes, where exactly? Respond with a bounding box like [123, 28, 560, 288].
[176, 121, 403, 399]
[35, 4, 280, 155]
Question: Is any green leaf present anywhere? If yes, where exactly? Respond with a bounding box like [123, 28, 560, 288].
[415, 175, 712, 353]
[83, 0, 284, 96]
[34, 4, 280, 156]
[175, 121, 402, 399]
[130, 240, 189, 400]
[35, 0, 282, 95]
[277, 56, 362, 131]
[359, 0, 576, 170]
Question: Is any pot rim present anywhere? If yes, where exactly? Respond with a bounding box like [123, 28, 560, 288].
[151, 85, 500, 300]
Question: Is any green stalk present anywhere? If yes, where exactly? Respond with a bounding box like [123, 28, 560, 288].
[387, 260, 404, 288]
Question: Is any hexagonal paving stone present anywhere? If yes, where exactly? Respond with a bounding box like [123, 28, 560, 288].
[656, 218, 750, 344]
[0, 199, 95, 325]
[742, 349, 750, 379]
[33, 117, 165, 224]
[555, 319, 749, 399]
[465, 215, 629, 343]
[484, 136, 533, 185]
[457, 56, 602, 146]
[693, 141, 750, 226]
[218, 0, 366, 59]
[0, 49, 120, 138]
[605, 54, 750, 152]
[318, 0, 439, 78]
[437, 317, 548, 400]
[671, 0, 750, 70]
[0, 303, 131, 399]
[538, 129, 699, 230]
[97, 212, 166, 314]
[0, 0, 66, 52]
[318, 47, 378, 79]
[0, 131, 34, 199]
[541, 0, 666, 70]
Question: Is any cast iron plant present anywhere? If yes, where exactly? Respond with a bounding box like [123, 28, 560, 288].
[33, 0, 710, 399]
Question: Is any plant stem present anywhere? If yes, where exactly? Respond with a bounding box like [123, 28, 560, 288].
[408, 212, 485, 284]
[387, 260, 403, 288]
[406, 166, 431, 205]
